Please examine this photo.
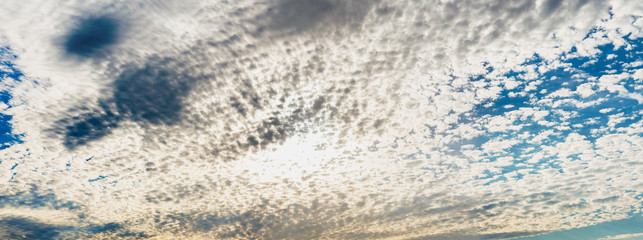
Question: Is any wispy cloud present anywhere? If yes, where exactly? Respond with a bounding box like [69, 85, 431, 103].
[598, 233, 643, 240]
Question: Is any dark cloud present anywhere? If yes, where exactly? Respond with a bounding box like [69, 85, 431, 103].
[112, 56, 201, 125]
[0, 216, 72, 240]
[56, 54, 213, 149]
[0, 217, 151, 240]
[0, 185, 80, 211]
[541, 0, 563, 16]
[83, 222, 151, 239]
[86, 222, 122, 234]
[59, 104, 120, 148]
[63, 16, 120, 57]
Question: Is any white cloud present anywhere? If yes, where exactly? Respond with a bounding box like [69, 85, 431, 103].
[600, 108, 616, 113]
[598, 232, 643, 240]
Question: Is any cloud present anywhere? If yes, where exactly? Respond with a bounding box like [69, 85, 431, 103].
[0, 0, 642, 239]
[62, 16, 120, 58]
[258, 0, 375, 35]
[0, 216, 72, 240]
[598, 233, 643, 240]
[54, 53, 213, 149]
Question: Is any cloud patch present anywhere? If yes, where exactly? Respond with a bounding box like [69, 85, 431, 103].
[63, 16, 120, 58]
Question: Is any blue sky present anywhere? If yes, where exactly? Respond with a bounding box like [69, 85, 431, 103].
[0, 47, 24, 150]
[469, 35, 642, 183]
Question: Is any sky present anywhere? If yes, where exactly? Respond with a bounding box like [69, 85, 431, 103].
[0, 0, 641, 239]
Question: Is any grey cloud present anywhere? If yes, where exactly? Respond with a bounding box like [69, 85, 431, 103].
[0, 216, 72, 240]
[57, 102, 120, 149]
[0, 216, 150, 240]
[255, 0, 376, 35]
[541, 0, 564, 16]
[479, 231, 545, 240]
[53, 1, 146, 62]
[81, 222, 152, 239]
[112, 55, 203, 125]
[0, 185, 80, 211]
[63, 16, 120, 58]
[56, 53, 214, 149]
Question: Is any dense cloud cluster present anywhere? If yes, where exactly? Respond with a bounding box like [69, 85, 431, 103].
[0, 0, 642, 239]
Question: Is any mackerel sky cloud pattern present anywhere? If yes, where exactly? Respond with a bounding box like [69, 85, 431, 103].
[0, 0, 642, 239]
